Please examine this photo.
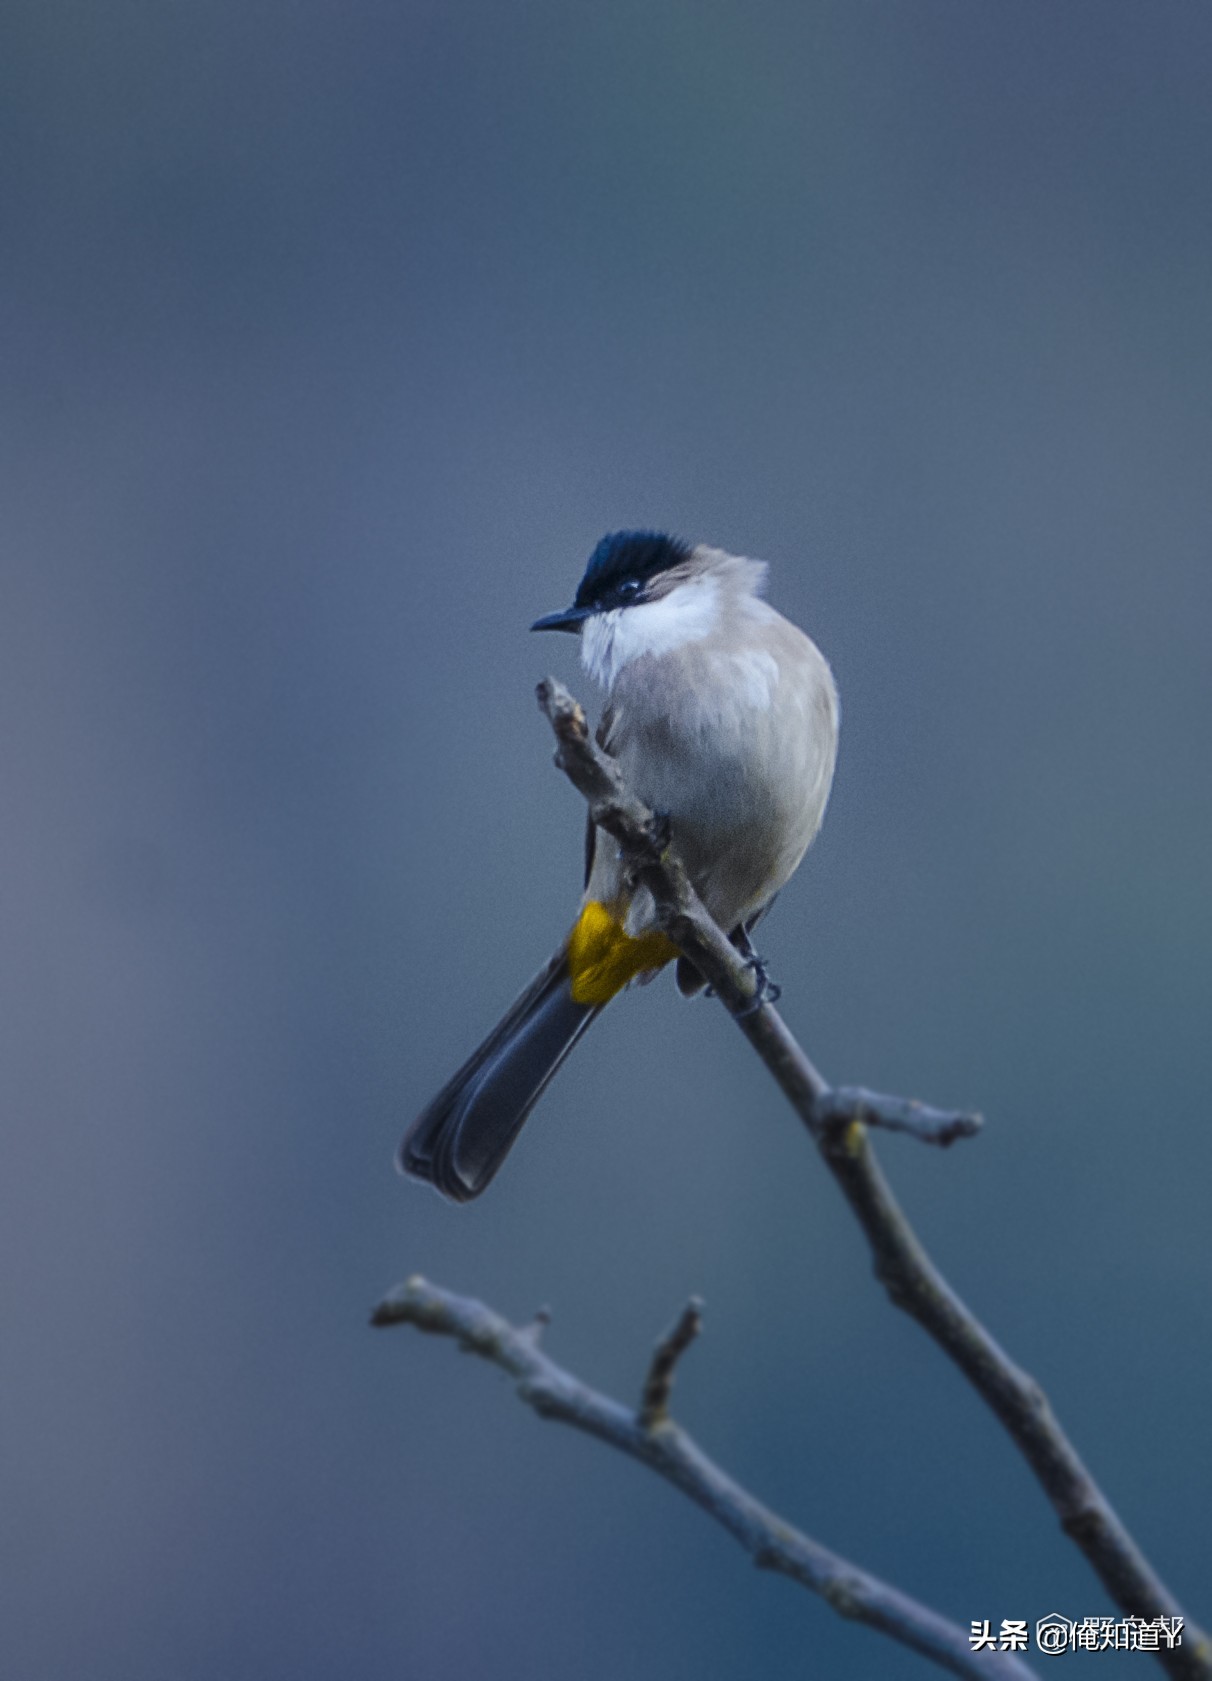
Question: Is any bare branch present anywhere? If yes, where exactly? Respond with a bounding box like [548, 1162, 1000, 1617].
[815, 1086, 982, 1146]
[536, 675, 1211, 1681]
[639, 1296, 703, 1429]
[374, 1275, 1039, 1681]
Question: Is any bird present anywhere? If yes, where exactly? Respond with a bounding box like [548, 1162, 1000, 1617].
[400, 531, 839, 1202]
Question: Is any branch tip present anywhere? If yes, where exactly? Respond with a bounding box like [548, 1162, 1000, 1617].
[536, 676, 587, 739]
[640, 1296, 705, 1429]
[517, 1306, 553, 1347]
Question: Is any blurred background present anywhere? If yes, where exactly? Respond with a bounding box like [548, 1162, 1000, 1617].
[3, 3, 1210, 1676]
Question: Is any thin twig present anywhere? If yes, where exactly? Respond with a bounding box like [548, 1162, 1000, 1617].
[373, 1276, 1039, 1681]
[639, 1296, 703, 1429]
[535, 675, 1211, 1681]
[816, 1086, 982, 1146]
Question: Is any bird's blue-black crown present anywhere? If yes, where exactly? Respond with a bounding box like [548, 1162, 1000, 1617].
[574, 531, 693, 610]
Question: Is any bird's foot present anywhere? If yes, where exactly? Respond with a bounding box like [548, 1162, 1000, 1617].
[733, 954, 781, 1018]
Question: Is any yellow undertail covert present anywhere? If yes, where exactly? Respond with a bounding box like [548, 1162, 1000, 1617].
[567, 900, 678, 1006]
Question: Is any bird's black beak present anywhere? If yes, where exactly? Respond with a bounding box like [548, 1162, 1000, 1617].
[530, 604, 590, 634]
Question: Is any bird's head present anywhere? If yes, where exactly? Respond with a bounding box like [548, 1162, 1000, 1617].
[530, 531, 696, 633]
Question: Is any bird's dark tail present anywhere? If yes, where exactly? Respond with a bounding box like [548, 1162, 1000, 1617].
[398, 949, 600, 1202]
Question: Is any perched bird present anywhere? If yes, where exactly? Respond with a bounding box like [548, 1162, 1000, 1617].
[400, 532, 839, 1201]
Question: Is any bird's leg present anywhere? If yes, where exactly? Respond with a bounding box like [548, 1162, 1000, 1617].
[731, 922, 760, 964]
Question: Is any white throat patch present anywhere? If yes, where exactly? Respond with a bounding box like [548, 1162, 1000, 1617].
[580, 576, 720, 691]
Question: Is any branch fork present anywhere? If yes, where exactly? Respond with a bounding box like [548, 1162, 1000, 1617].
[374, 1277, 1039, 1681]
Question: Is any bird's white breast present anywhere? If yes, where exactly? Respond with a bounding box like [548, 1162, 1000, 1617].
[580, 577, 720, 691]
[583, 587, 839, 936]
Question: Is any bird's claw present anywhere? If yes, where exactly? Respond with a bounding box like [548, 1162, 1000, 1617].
[734, 954, 781, 1018]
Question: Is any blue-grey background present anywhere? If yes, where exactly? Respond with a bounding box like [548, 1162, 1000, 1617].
[3, 4, 1209, 1676]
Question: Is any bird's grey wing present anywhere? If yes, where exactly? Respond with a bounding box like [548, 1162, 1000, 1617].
[583, 704, 616, 888]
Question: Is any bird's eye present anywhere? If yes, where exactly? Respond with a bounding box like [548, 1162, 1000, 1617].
[618, 578, 642, 600]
